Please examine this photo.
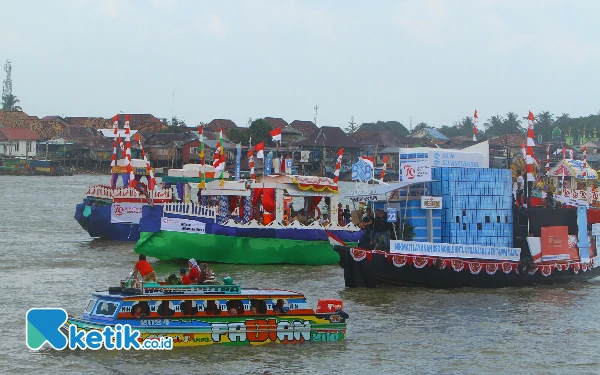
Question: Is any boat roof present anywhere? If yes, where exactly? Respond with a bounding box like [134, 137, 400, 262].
[92, 284, 305, 299]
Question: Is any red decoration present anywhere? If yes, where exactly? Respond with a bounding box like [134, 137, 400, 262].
[350, 248, 367, 261]
[485, 263, 498, 275]
[451, 259, 465, 272]
[468, 262, 482, 274]
[414, 257, 428, 268]
[392, 255, 407, 267]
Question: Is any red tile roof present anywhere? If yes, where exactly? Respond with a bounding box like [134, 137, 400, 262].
[113, 114, 166, 133]
[205, 119, 238, 136]
[264, 117, 289, 130]
[0, 127, 41, 141]
[290, 120, 319, 138]
[64, 116, 110, 129]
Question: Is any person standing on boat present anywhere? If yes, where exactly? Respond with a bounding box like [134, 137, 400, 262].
[133, 254, 158, 282]
[373, 209, 390, 251]
[516, 170, 524, 206]
[343, 205, 352, 226]
[358, 215, 373, 249]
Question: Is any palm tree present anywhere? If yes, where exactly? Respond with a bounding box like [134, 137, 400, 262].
[1, 93, 22, 111]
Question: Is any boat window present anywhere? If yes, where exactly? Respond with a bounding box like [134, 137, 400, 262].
[84, 299, 97, 314]
[272, 299, 288, 314]
[226, 300, 244, 315]
[250, 299, 267, 314]
[179, 300, 197, 316]
[131, 301, 150, 318]
[93, 301, 119, 317]
[205, 300, 221, 315]
[157, 301, 175, 317]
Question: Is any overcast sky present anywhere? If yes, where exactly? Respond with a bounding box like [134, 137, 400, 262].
[2, 0, 600, 130]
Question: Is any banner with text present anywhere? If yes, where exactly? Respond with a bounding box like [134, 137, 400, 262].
[400, 161, 431, 182]
[160, 217, 206, 234]
[110, 203, 144, 224]
[428, 150, 483, 168]
[390, 240, 521, 261]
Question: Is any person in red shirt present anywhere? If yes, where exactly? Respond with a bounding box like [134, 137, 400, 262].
[133, 254, 158, 282]
[179, 268, 191, 285]
[188, 259, 200, 283]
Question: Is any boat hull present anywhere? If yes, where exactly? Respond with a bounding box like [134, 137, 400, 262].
[74, 202, 140, 241]
[66, 316, 346, 347]
[334, 245, 600, 288]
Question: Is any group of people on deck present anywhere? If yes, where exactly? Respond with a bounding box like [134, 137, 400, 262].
[358, 207, 395, 251]
[133, 255, 215, 285]
[514, 169, 558, 209]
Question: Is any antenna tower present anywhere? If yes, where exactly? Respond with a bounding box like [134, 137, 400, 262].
[409, 116, 413, 132]
[3, 60, 12, 96]
[314, 105, 319, 126]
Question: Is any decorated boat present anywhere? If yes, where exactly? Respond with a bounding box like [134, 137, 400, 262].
[65, 274, 349, 347]
[134, 172, 361, 265]
[331, 116, 600, 288]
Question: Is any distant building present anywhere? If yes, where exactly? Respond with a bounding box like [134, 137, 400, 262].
[263, 117, 289, 130]
[409, 127, 449, 141]
[0, 127, 40, 157]
[205, 119, 238, 137]
[289, 120, 319, 139]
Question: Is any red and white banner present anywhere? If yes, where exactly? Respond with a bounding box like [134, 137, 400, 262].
[400, 161, 431, 182]
[160, 217, 206, 234]
[110, 203, 143, 223]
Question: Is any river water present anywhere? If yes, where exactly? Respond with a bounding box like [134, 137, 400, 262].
[2, 175, 600, 374]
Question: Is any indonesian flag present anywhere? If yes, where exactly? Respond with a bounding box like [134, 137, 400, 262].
[326, 231, 348, 247]
[270, 127, 282, 142]
[473, 109, 479, 141]
[215, 154, 226, 172]
[254, 141, 265, 159]
[381, 155, 389, 179]
[361, 156, 374, 168]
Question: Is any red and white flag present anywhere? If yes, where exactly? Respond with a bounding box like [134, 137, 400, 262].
[269, 127, 282, 142]
[473, 109, 479, 141]
[361, 156, 374, 168]
[254, 141, 265, 159]
[326, 231, 348, 247]
[381, 155, 389, 179]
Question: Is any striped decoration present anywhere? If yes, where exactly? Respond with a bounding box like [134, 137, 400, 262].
[124, 115, 135, 187]
[110, 115, 118, 168]
[526, 111, 536, 182]
[583, 147, 587, 178]
[546, 143, 550, 175]
[333, 148, 344, 184]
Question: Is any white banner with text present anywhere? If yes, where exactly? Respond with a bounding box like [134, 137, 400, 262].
[390, 240, 521, 261]
[160, 217, 206, 234]
[110, 203, 143, 224]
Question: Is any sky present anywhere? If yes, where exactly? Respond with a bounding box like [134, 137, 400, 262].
[2, 0, 600, 131]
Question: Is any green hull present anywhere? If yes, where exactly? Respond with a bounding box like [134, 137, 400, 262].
[134, 231, 342, 265]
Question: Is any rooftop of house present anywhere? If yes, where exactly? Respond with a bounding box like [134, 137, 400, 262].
[293, 126, 359, 149]
[0, 127, 41, 141]
[263, 117, 289, 130]
[289, 120, 319, 139]
[410, 127, 450, 141]
[205, 119, 238, 136]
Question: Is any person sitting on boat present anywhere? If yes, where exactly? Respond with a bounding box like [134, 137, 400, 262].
[180, 267, 191, 285]
[198, 263, 215, 284]
[250, 305, 258, 314]
[188, 259, 201, 283]
[273, 299, 287, 314]
[542, 191, 557, 209]
[228, 307, 238, 315]
[319, 213, 330, 226]
[133, 254, 158, 282]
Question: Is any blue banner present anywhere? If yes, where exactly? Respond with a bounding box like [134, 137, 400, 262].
[235, 143, 241, 181]
[387, 207, 397, 222]
[351, 159, 372, 182]
[265, 151, 273, 175]
[285, 158, 292, 174]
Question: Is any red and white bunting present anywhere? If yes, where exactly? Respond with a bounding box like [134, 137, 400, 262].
[110, 115, 118, 167]
[473, 109, 479, 141]
[380, 155, 389, 180]
[333, 148, 344, 184]
[124, 115, 135, 187]
[526, 111, 536, 182]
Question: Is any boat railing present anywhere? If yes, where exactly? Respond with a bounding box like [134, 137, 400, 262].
[85, 185, 172, 203]
[141, 282, 241, 295]
[163, 203, 217, 219]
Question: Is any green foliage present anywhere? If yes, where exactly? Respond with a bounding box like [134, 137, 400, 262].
[249, 118, 274, 146]
[412, 122, 428, 133]
[228, 127, 251, 144]
[1, 93, 22, 111]
[165, 273, 181, 285]
[483, 112, 525, 137]
[357, 120, 409, 137]
[159, 116, 187, 133]
[402, 222, 416, 240]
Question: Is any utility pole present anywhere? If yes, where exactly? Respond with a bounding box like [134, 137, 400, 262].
[314, 105, 319, 126]
[348, 116, 356, 133]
